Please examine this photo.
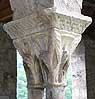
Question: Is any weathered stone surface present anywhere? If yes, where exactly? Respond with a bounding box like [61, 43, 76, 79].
[3, 13, 90, 85]
[3, 12, 91, 59]
[3, 13, 91, 40]
[9, 0, 91, 20]
[46, 85, 65, 99]
[28, 88, 44, 99]
[4, 0, 91, 99]
[0, 96, 9, 99]
[81, 3, 95, 98]
[84, 38, 95, 99]
[71, 40, 87, 99]
[0, 23, 16, 99]
[4, 14, 90, 99]
[9, 0, 53, 20]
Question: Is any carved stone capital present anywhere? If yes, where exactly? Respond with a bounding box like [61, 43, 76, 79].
[4, 0, 91, 99]
[3, 12, 91, 87]
[4, 9, 91, 53]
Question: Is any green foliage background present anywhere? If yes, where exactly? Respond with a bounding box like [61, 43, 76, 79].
[17, 65, 28, 99]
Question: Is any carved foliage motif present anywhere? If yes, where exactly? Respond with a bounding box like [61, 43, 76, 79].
[3, 8, 91, 87]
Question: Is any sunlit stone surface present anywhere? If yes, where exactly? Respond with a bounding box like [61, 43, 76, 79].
[4, 0, 91, 99]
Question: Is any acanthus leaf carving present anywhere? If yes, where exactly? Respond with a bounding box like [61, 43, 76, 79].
[3, 5, 91, 88]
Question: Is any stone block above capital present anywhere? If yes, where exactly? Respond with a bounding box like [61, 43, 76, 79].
[9, 0, 91, 20]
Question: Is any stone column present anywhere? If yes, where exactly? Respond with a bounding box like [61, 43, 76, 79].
[84, 39, 95, 99]
[3, 0, 91, 99]
[23, 60, 44, 99]
[0, 23, 17, 99]
[71, 40, 87, 99]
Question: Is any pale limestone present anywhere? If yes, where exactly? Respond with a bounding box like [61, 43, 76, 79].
[4, 12, 91, 92]
[4, 0, 91, 99]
